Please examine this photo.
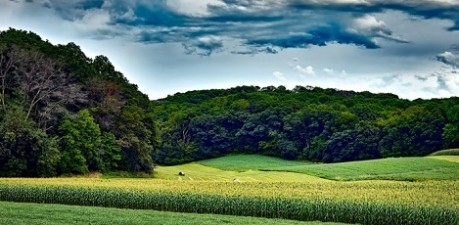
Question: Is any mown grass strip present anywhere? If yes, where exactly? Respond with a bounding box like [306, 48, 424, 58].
[430, 149, 459, 156]
[199, 154, 309, 171]
[263, 157, 459, 181]
[0, 201, 350, 225]
[0, 184, 455, 225]
[197, 155, 459, 181]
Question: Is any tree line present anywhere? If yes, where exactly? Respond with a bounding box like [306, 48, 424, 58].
[152, 86, 459, 164]
[1, 28, 458, 177]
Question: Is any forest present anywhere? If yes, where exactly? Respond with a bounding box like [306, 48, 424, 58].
[152, 86, 459, 164]
[0, 28, 458, 177]
[0, 28, 158, 177]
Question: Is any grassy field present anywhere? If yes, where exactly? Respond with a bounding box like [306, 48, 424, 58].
[199, 155, 459, 181]
[0, 201, 349, 225]
[428, 155, 459, 163]
[199, 154, 309, 171]
[153, 162, 320, 182]
[0, 154, 457, 225]
[429, 148, 459, 156]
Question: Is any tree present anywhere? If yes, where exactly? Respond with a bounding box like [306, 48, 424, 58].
[88, 78, 125, 130]
[380, 106, 445, 157]
[156, 111, 196, 164]
[0, 29, 159, 176]
[116, 106, 157, 172]
[16, 49, 87, 130]
[59, 109, 102, 174]
[443, 105, 459, 148]
[323, 122, 381, 162]
[0, 107, 60, 177]
[0, 45, 19, 113]
[0, 45, 87, 131]
[100, 132, 122, 171]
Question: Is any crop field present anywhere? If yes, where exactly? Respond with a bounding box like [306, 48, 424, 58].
[0, 155, 457, 225]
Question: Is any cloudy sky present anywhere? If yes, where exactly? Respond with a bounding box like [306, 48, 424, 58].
[1, 0, 459, 100]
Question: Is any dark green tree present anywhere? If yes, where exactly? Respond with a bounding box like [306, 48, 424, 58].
[116, 106, 158, 172]
[59, 109, 102, 174]
[0, 108, 60, 177]
[443, 105, 459, 148]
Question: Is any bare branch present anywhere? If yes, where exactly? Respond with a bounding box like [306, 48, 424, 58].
[13, 48, 88, 130]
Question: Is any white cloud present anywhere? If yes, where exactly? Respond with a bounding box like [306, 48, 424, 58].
[273, 71, 287, 81]
[323, 68, 335, 74]
[436, 51, 459, 68]
[351, 14, 408, 43]
[353, 14, 387, 31]
[295, 65, 315, 76]
[167, 0, 225, 16]
[76, 9, 111, 30]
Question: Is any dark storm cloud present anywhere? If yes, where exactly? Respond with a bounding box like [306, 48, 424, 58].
[287, 0, 459, 30]
[246, 24, 380, 49]
[13, 0, 459, 55]
[182, 35, 224, 56]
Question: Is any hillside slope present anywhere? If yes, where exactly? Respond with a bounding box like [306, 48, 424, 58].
[0, 28, 158, 177]
[151, 86, 459, 165]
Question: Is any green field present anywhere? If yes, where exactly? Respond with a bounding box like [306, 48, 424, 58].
[199, 154, 310, 171]
[0, 201, 349, 225]
[428, 155, 459, 163]
[430, 148, 459, 156]
[153, 161, 320, 182]
[198, 154, 459, 181]
[0, 154, 457, 225]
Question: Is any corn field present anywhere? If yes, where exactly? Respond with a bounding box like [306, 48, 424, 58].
[0, 179, 457, 225]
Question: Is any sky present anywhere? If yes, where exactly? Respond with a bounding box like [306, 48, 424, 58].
[1, 0, 459, 100]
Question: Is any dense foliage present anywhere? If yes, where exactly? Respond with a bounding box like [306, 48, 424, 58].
[0, 28, 458, 176]
[0, 28, 158, 176]
[152, 86, 459, 164]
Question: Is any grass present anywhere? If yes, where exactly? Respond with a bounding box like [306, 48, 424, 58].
[152, 162, 320, 182]
[429, 148, 459, 156]
[428, 155, 459, 163]
[198, 155, 459, 181]
[0, 201, 349, 225]
[199, 154, 309, 171]
[268, 157, 459, 181]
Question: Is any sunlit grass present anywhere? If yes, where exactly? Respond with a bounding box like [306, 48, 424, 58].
[429, 148, 459, 156]
[198, 155, 459, 181]
[428, 155, 459, 163]
[153, 162, 321, 182]
[199, 154, 309, 171]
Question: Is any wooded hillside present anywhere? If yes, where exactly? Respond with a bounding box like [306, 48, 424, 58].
[0, 28, 158, 177]
[152, 86, 459, 164]
[1, 28, 458, 176]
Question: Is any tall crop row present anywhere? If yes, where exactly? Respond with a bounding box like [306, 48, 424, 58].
[0, 184, 456, 225]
